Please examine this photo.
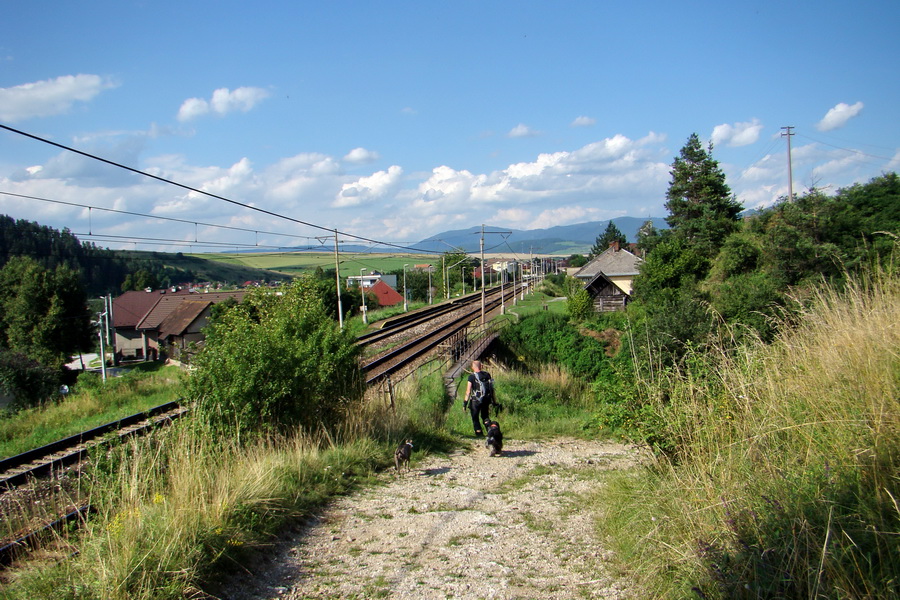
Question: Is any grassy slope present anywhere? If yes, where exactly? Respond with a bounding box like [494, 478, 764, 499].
[193, 252, 436, 278]
[0, 364, 184, 459]
[592, 271, 900, 598]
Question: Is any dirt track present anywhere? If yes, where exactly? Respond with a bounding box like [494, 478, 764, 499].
[218, 437, 641, 600]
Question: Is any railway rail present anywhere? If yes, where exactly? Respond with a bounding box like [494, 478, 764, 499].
[0, 281, 523, 569]
[361, 287, 506, 385]
[0, 402, 187, 568]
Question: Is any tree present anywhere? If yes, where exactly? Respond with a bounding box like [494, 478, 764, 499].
[187, 276, 363, 438]
[665, 134, 742, 254]
[0, 257, 94, 369]
[121, 269, 160, 292]
[590, 221, 627, 257]
[636, 220, 664, 254]
[567, 254, 588, 268]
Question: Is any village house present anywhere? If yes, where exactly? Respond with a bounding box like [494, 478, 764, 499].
[112, 289, 246, 361]
[573, 242, 643, 312]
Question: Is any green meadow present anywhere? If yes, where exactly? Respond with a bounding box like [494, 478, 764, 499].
[192, 251, 437, 278]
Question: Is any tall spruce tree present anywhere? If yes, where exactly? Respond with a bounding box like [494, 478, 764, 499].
[665, 133, 742, 254]
[590, 221, 627, 257]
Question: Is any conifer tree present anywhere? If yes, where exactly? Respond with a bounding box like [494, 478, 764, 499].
[665, 133, 742, 254]
[590, 221, 627, 257]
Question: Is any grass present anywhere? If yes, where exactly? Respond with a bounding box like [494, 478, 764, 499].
[591, 268, 900, 598]
[0, 286, 607, 599]
[0, 363, 184, 459]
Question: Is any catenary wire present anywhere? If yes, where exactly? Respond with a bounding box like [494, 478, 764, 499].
[0, 123, 443, 255]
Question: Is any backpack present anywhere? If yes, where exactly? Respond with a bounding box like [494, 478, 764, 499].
[472, 371, 494, 406]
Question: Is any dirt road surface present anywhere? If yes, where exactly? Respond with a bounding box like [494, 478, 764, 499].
[218, 437, 642, 600]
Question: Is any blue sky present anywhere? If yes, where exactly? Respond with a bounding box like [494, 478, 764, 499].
[1, 1, 897, 252]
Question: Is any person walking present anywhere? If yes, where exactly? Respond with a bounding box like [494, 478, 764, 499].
[463, 360, 494, 436]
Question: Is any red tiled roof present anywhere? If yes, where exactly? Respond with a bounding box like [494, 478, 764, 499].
[370, 280, 403, 307]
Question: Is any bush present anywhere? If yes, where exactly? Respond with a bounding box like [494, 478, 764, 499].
[0, 349, 59, 411]
[187, 276, 363, 438]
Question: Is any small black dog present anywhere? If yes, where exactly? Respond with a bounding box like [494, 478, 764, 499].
[394, 439, 413, 475]
[485, 421, 503, 457]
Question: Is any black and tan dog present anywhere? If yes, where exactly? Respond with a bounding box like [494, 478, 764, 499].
[485, 421, 503, 457]
[394, 439, 413, 475]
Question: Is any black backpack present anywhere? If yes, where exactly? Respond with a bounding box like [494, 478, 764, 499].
[472, 371, 494, 406]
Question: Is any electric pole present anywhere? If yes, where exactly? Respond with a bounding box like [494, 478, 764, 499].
[334, 229, 343, 329]
[781, 126, 794, 201]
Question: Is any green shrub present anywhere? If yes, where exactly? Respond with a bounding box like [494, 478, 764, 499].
[188, 276, 363, 438]
[0, 349, 59, 411]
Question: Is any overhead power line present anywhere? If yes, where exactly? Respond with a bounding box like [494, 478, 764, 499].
[0, 123, 443, 255]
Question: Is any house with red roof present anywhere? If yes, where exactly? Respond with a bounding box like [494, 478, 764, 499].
[369, 279, 404, 307]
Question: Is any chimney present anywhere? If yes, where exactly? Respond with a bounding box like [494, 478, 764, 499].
[609, 240, 620, 252]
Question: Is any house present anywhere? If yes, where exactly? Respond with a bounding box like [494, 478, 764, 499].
[112, 289, 246, 361]
[368, 279, 404, 307]
[573, 242, 643, 312]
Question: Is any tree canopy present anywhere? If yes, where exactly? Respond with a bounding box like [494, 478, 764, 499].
[0, 256, 94, 369]
[590, 221, 627, 257]
[187, 276, 363, 437]
[664, 134, 742, 254]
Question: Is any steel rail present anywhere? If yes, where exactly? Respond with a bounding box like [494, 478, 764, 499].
[362, 294, 503, 384]
[0, 504, 95, 567]
[0, 401, 186, 492]
[356, 286, 503, 346]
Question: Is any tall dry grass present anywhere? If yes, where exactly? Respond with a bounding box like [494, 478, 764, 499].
[594, 268, 900, 598]
[1, 366, 452, 599]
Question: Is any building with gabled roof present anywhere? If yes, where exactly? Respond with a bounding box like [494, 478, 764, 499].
[369, 279, 404, 307]
[573, 242, 643, 311]
[112, 289, 246, 361]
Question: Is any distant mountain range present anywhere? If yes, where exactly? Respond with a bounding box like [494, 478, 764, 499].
[412, 217, 668, 255]
[233, 216, 669, 256]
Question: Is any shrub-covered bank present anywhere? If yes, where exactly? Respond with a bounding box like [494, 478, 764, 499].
[592, 270, 899, 598]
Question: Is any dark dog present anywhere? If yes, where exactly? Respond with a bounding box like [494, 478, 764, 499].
[394, 439, 413, 475]
[485, 421, 503, 457]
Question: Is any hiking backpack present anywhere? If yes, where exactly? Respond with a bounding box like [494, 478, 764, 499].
[473, 371, 494, 405]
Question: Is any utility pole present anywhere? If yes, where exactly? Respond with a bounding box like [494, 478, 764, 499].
[97, 308, 107, 382]
[476, 224, 512, 326]
[781, 126, 794, 201]
[105, 294, 118, 366]
[334, 229, 343, 329]
[480, 225, 486, 325]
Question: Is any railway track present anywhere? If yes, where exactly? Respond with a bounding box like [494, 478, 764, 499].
[0, 402, 187, 568]
[0, 401, 187, 493]
[361, 287, 506, 385]
[0, 282, 522, 569]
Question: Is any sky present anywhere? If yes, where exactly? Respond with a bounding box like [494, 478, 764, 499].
[1, 1, 898, 254]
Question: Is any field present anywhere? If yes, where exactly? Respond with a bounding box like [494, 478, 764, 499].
[189, 250, 561, 279]
[191, 251, 438, 278]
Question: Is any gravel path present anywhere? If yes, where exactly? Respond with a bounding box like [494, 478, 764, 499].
[217, 437, 641, 600]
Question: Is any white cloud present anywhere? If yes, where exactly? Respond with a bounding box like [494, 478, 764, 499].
[177, 86, 270, 121]
[711, 119, 763, 147]
[570, 116, 596, 127]
[508, 123, 540, 138]
[0, 74, 117, 122]
[343, 147, 380, 164]
[527, 205, 602, 229]
[334, 165, 403, 208]
[816, 101, 863, 131]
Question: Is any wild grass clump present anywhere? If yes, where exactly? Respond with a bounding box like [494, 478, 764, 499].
[593, 268, 900, 598]
[0, 366, 452, 599]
